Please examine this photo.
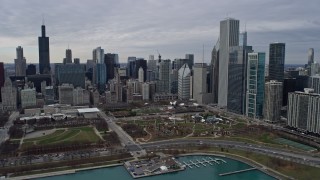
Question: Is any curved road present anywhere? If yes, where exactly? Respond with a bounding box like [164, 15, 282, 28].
[140, 139, 320, 167]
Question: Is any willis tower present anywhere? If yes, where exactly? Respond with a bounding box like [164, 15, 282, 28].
[38, 23, 50, 74]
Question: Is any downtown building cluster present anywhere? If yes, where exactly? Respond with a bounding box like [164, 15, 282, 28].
[0, 19, 320, 135]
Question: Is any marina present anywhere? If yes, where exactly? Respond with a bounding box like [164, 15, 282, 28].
[183, 157, 226, 169]
[39, 155, 276, 180]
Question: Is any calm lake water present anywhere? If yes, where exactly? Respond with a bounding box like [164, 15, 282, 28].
[40, 155, 275, 180]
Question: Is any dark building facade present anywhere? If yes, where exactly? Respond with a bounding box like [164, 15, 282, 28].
[104, 53, 118, 82]
[38, 25, 50, 74]
[269, 43, 285, 82]
[227, 46, 253, 114]
[0, 62, 4, 101]
[134, 59, 147, 80]
[27, 74, 52, 93]
[26, 64, 37, 76]
[55, 64, 85, 88]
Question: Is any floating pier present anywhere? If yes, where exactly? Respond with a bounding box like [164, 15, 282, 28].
[219, 167, 257, 176]
[183, 157, 226, 169]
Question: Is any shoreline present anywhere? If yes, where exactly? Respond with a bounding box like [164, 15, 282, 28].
[8, 152, 289, 180]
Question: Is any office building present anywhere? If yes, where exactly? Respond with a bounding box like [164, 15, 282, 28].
[73, 87, 90, 105]
[158, 59, 171, 93]
[193, 63, 212, 104]
[239, 31, 247, 47]
[95, 63, 106, 93]
[178, 64, 191, 100]
[218, 18, 239, 107]
[92, 47, 104, 64]
[38, 24, 50, 74]
[170, 69, 178, 94]
[310, 63, 320, 76]
[310, 75, 320, 94]
[1, 78, 17, 111]
[142, 83, 150, 101]
[58, 84, 74, 105]
[308, 48, 314, 66]
[185, 54, 194, 69]
[138, 67, 144, 82]
[211, 46, 219, 103]
[263, 80, 283, 123]
[74, 58, 80, 64]
[134, 58, 147, 80]
[21, 87, 37, 108]
[246, 52, 266, 119]
[14, 46, 26, 76]
[65, 49, 72, 64]
[55, 63, 85, 88]
[44, 86, 54, 105]
[269, 43, 285, 82]
[26, 64, 36, 75]
[127, 57, 136, 78]
[0, 62, 5, 102]
[227, 46, 252, 114]
[287, 89, 320, 134]
[26, 74, 51, 93]
[104, 53, 119, 81]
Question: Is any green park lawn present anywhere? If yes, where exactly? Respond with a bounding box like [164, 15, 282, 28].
[22, 126, 101, 149]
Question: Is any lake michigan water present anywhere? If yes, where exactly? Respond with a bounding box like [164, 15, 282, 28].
[40, 155, 275, 180]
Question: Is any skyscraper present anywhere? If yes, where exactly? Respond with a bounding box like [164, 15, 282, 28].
[218, 18, 239, 107]
[269, 43, 285, 82]
[92, 47, 104, 64]
[185, 54, 194, 69]
[65, 49, 72, 64]
[308, 48, 314, 66]
[55, 63, 85, 88]
[38, 24, 50, 74]
[138, 67, 144, 83]
[211, 46, 219, 103]
[1, 78, 17, 111]
[310, 75, 320, 94]
[26, 64, 37, 75]
[193, 63, 210, 104]
[96, 63, 106, 93]
[227, 46, 252, 114]
[104, 53, 118, 81]
[127, 57, 136, 78]
[246, 52, 266, 119]
[0, 62, 5, 102]
[263, 80, 283, 123]
[134, 58, 147, 80]
[14, 46, 26, 76]
[178, 64, 191, 100]
[158, 59, 171, 93]
[239, 31, 247, 47]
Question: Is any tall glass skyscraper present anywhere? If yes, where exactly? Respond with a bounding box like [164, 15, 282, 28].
[269, 43, 285, 82]
[246, 52, 265, 119]
[38, 24, 50, 74]
[218, 18, 239, 107]
[96, 63, 106, 93]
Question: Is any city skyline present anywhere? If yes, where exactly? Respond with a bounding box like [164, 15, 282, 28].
[0, 0, 320, 64]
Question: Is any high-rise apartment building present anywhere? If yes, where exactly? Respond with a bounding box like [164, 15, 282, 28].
[38, 24, 50, 74]
[269, 43, 285, 82]
[218, 18, 239, 107]
[246, 52, 266, 119]
[263, 80, 283, 123]
[287, 89, 320, 134]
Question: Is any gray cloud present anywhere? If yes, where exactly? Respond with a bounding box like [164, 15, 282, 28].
[0, 0, 319, 64]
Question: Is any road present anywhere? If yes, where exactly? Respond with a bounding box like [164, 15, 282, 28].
[98, 110, 142, 152]
[0, 111, 19, 144]
[141, 139, 320, 167]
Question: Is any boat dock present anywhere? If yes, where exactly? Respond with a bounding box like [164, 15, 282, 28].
[183, 157, 226, 169]
[219, 167, 257, 176]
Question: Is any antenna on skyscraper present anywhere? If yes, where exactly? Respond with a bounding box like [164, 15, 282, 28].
[42, 14, 45, 25]
[202, 44, 205, 64]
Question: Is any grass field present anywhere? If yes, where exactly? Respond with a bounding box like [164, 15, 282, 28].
[22, 126, 101, 149]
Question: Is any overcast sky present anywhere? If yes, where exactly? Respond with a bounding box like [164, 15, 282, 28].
[0, 0, 319, 64]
